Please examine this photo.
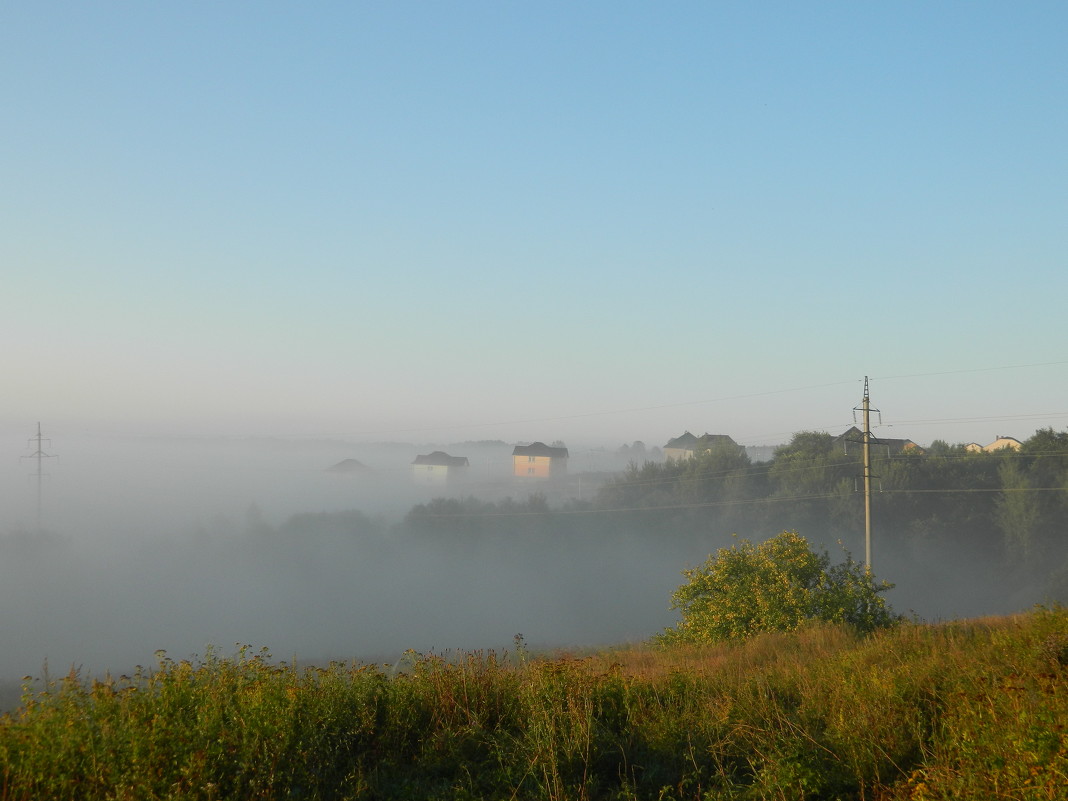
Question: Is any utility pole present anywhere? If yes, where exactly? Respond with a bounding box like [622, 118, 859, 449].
[22, 422, 57, 532]
[853, 378, 880, 571]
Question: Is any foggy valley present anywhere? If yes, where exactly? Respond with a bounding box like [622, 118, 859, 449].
[2, 429, 1063, 694]
[5, 4, 1066, 794]
[0, 434, 690, 681]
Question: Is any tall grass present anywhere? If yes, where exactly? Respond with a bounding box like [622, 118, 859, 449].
[2, 609, 1065, 800]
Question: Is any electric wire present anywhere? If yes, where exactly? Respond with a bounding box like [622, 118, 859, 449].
[408, 483, 1068, 519]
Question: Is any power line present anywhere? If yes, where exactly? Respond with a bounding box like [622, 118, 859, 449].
[877, 411, 1068, 428]
[880, 487, 1067, 495]
[872, 360, 1068, 382]
[407, 483, 1068, 520]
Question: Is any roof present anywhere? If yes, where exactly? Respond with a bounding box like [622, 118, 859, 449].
[411, 451, 470, 467]
[984, 436, 1022, 451]
[664, 431, 700, 450]
[326, 458, 373, 474]
[664, 432, 739, 450]
[512, 442, 569, 458]
[696, 433, 739, 449]
[834, 427, 923, 454]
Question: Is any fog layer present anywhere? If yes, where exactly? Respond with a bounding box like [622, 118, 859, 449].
[2, 434, 1057, 682]
[1, 436, 691, 678]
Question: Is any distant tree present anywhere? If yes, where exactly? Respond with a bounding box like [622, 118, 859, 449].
[768, 432, 845, 492]
[597, 458, 680, 509]
[926, 439, 967, 456]
[775, 431, 835, 460]
[676, 442, 753, 506]
[523, 492, 550, 514]
[1022, 427, 1068, 455]
[659, 531, 897, 644]
[405, 496, 495, 533]
[764, 431, 856, 536]
[996, 460, 1041, 562]
[1007, 427, 1068, 566]
[277, 509, 383, 540]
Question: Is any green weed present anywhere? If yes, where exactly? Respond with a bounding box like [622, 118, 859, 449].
[1, 608, 1065, 799]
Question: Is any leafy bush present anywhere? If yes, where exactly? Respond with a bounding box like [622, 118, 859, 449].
[660, 530, 898, 644]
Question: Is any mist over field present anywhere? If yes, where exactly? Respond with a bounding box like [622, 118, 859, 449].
[0, 434, 683, 679]
[1, 430, 1058, 687]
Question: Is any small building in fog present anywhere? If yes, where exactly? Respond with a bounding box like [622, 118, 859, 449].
[327, 458, 374, 475]
[411, 451, 470, 486]
[663, 432, 741, 461]
[512, 442, 569, 479]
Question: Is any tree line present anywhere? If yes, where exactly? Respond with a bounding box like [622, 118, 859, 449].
[593, 427, 1068, 604]
[354, 427, 1067, 617]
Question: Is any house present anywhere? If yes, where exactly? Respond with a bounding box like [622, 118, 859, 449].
[969, 435, 1023, 453]
[833, 427, 924, 456]
[663, 432, 700, 460]
[411, 451, 469, 485]
[662, 432, 741, 461]
[512, 442, 568, 478]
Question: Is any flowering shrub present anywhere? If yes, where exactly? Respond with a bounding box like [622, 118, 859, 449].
[660, 530, 898, 643]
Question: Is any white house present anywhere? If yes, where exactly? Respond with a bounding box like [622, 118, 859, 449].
[411, 451, 470, 485]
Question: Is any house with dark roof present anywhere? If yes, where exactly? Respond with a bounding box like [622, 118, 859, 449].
[512, 442, 568, 478]
[833, 427, 923, 456]
[663, 432, 741, 461]
[411, 451, 470, 485]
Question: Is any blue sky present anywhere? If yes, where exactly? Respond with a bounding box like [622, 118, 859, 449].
[4, 2, 1067, 448]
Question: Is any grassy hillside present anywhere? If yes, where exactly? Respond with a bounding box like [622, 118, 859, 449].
[1, 607, 1065, 800]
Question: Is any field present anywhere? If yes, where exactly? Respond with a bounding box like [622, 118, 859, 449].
[1, 607, 1065, 800]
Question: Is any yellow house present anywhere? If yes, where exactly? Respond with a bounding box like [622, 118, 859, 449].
[512, 442, 568, 478]
[983, 435, 1023, 452]
[965, 436, 1023, 453]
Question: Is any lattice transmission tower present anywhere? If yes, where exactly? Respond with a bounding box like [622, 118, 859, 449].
[21, 422, 57, 532]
